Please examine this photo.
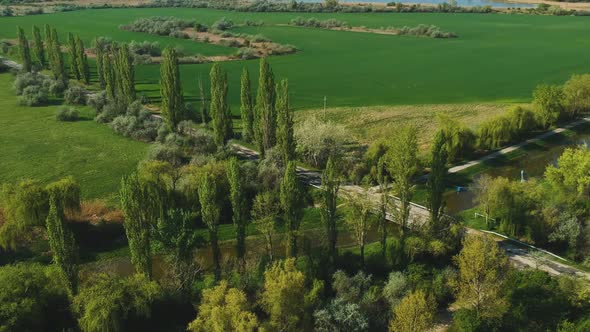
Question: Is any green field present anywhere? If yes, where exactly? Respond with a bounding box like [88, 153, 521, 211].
[1, 8, 590, 111]
[0, 73, 148, 200]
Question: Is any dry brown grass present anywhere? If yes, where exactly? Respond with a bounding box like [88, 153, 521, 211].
[296, 103, 525, 150]
[69, 199, 124, 224]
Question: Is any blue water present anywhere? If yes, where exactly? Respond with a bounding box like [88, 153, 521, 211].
[302, 0, 536, 8]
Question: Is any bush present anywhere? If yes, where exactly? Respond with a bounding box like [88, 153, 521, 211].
[95, 99, 127, 123]
[268, 44, 297, 55]
[290, 17, 348, 29]
[398, 24, 457, 38]
[19, 85, 49, 106]
[55, 106, 80, 122]
[129, 40, 161, 56]
[236, 47, 257, 60]
[120, 16, 194, 35]
[212, 17, 234, 31]
[13, 72, 49, 95]
[88, 91, 107, 112]
[110, 103, 160, 141]
[194, 22, 208, 32]
[64, 86, 87, 105]
[147, 142, 184, 166]
[296, 116, 350, 168]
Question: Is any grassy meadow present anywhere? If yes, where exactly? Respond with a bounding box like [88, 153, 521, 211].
[1, 8, 590, 111]
[0, 73, 148, 200]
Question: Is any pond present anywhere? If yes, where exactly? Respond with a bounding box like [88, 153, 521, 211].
[302, 0, 536, 8]
[444, 124, 590, 215]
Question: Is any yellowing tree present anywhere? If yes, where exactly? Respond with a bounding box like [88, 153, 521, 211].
[188, 281, 258, 332]
[261, 258, 306, 331]
[453, 234, 509, 320]
[389, 290, 435, 332]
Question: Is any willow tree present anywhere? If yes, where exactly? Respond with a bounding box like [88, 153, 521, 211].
[32, 25, 45, 67]
[160, 47, 184, 131]
[75, 35, 89, 84]
[386, 125, 418, 236]
[254, 58, 276, 156]
[209, 63, 233, 148]
[17, 26, 32, 72]
[280, 161, 305, 257]
[240, 67, 254, 142]
[120, 173, 161, 279]
[226, 157, 249, 264]
[321, 156, 340, 264]
[198, 173, 222, 280]
[427, 131, 448, 235]
[68, 33, 80, 80]
[276, 79, 296, 163]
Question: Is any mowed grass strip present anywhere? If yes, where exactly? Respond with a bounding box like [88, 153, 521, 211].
[0, 74, 148, 200]
[1, 9, 590, 110]
[298, 103, 517, 148]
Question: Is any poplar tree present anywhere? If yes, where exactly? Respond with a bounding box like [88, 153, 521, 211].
[376, 156, 388, 258]
[120, 173, 159, 279]
[254, 58, 276, 156]
[160, 47, 184, 131]
[198, 75, 208, 124]
[275, 79, 296, 163]
[280, 161, 304, 257]
[427, 131, 448, 235]
[46, 196, 78, 294]
[386, 126, 418, 236]
[75, 35, 89, 84]
[104, 58, 116, 101]
[17, 26, 32, 72]
[44, 24, 51, 50]
[94, 38, 107, 88]
[321, 156, 340, 264]
[240, 67, 254, 142]
[226, 157, 249, 263]
[115, 43, 135, 104]
[49, 28, 67, 84]
[32, 25, 45, 67]
[198, 173, 221, 280]
[209, 63, 233, 148]
[68, 32, 80, 80]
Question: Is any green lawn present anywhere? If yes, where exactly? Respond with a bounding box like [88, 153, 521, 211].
[0, 73, 148, 200]
[1, 8, 590, 112]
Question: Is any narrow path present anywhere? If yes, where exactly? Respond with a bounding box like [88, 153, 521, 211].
[448, 117, 590, 174]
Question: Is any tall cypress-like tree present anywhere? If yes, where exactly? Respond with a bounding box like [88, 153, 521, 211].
[17, 26, 32, 72]
[226, 157, 249, 264]
[280, 161, 304, 257]
[160, 47, 184, 131]
[44, 24, 51, 50]
[46, 195, 78, 294]
[198, 75, 208, 124]
[198, 173, 222, 280]
[115, 43, 135, 105]
[49, 28, 67, 84]
[321, 156, 340, 264]
[275, 79, 296, 163]
[376, 156, 388, 258]
[254, 58, 276, 156]
[209, 63, 232, 148]
[68, 32, 80, 80]
[427, 131, 448, 235]
[75, 35, 89, 84]
[93, 38, 107, 88]
[120, 173, 160, 279]
[240, 67, 254, 142]
[32, 25, 44, 68]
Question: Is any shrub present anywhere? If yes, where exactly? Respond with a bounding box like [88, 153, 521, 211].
[55, 106, 80, 122]
[244, 19, 264, 26]
[120, 16, 194, 35]
[296, 116, 349, 168]
[88, 91, 107, 112]
[129, 40, 161, 56]
[19, 85, 49, 106]
[212, 17, 234, 31]
[219, 39, 242, 48]
[382, 271, 409, 308]
[95, 100, 126, 123]
[249, 34, 270, 43]
[48, 78, 67, 97]
[268, 44, 297, 55]
[194, 22, 208, 32]
[64, 86, 87, 105]
[398, 24, 457, 38]
[110, 104, 160, 141]
[147, 142, 184, 166]
[236, 47, 257, 60]
[169, 30, 189, 39]
[13, 72, 49, 95]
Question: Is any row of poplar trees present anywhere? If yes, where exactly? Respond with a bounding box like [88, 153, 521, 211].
[16, 25, 89, 84]
[93, 37, 136, 107]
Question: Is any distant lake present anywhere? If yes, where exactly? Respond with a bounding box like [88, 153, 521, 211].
[301, 0, 536, 8]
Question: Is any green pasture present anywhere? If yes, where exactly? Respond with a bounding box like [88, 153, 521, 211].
[1, 8, 590, 111]
[0, 73, 148, 200]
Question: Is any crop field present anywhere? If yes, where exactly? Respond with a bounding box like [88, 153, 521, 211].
[1, 8, 590, 111]
[0, 73, 148, 200]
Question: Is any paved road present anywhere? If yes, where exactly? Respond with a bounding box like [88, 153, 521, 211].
[448, 117, 590, 174]
[232, 143, 590, 280]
